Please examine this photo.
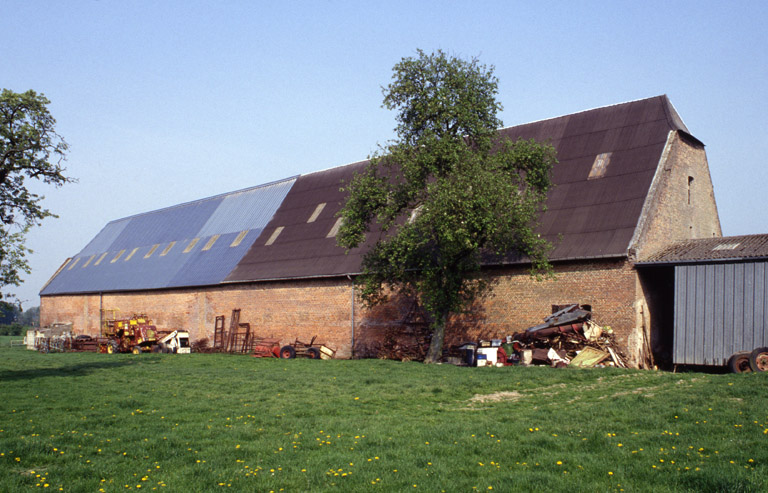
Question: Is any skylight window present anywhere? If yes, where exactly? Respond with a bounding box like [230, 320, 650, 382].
[94, 252, 108, 266]
[588, 152, 612, 180]
[308, 203, 326, 223]
[82, 254, 96, 268]
[160, 241, 176, 256]
[124, 247, 139, 261]
[111, 250, 126, 263]
[183, 238, 200, 253]
[144, 244, 160, 259]
[326, 218, 344, 238]
[713, 242, 741, 251]
[202, 235, 220, 251]
[67, 257, 80, 270]
[230, 230, 248, 247]
[265, 227, 284, 246]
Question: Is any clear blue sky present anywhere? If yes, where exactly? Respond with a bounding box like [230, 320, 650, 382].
[3, 0, 767, 307]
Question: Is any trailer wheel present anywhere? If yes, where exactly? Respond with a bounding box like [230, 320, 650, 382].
[280, 345, 296, 359]
[307, 347, 321, 359]
[749, 347, 768, 372]
[132, 346, 141, 355]
[727, 352, 753, 373]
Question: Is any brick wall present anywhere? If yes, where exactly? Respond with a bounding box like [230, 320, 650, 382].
[353, 258, 643, 364]
[41, 258, 643, 364]
[41, 278, 357, 358]
[634, 131, 722, 259]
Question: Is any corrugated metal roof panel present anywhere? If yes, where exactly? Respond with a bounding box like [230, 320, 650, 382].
[640, 234, 768, 264]
[41, 178, 296, 295]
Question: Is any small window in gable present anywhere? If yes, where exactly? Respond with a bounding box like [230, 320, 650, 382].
[82, 254, 96, 268]
[265, 227, 284, 246]
[588, 152, 612, 180]
[307, 203, 326, 223]
[202, 235, 220, 251]
[160, 241, 176, 256]
[230, 230, 248, 247]
[124, 247, 139, 261]
[144, 244, 160, 259]
[111, 249, 126, 263]
[94, 252, 108, 266]
[326, 217, 344, 238]
[687, 176, 694, 205]
[183, 238, 200, 253]
[67, 257, 81, 270]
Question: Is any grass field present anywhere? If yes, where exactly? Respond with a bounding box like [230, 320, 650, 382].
[0, 340, 766, 492]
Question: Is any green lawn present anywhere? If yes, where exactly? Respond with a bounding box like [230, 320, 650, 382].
[0, 345, 765, 492]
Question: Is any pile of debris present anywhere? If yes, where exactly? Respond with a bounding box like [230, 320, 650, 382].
[450, 304, 627, 368]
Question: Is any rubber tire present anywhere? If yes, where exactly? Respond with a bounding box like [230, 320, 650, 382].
[307, 347, 321, 359]
[727, 352, 753, 373]
[749, 346, 768, 372]
[132, 346, 141, 355]
[280, 345, 296, 359]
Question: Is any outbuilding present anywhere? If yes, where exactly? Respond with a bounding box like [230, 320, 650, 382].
[638, 234, 768, 371]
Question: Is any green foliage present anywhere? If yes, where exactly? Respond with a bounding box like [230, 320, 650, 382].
[0, 89, 72, 300]
[0, 350, 765, 491]
[337, 50, 556, 361]
[0, 323, 24, 336]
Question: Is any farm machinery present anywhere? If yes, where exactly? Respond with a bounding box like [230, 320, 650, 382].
[100, 314, 190, 354]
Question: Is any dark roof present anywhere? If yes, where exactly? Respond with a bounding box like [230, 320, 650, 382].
[226, 95, 694, 283]
[225, 162, 375, 281]
[500, 94, 692, 260]
[638, 234, 768, 265]
[40, 177, 296, 295]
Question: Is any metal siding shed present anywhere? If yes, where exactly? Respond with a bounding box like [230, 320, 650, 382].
[641, 234, 768, 366]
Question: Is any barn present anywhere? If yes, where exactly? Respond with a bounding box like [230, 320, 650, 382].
[39, 95, 722, 367]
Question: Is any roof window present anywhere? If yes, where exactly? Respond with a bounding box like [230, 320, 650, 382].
[82, 254, 96, 268]
[160, 241, 177, 257]
[67, 257, 81, 270]
[308, 203, 327, 223]
[327, 217, 344, 238]
[183, 238, 200, 253]
[588, 152, 612, 180]
[230, 230, 248, 247]
[94, 252, 108, 266]
[713, 242, 741, 251]
[111, 249, 126, 263]
[202, 235, 220, 251]
[124, 247, 139, 261]
[265, 227, 284, 246]
[144, 244, 160, 259]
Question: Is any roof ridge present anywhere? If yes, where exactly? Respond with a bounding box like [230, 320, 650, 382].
[498, 95, 668, 131]
[104, 175, 299, 225]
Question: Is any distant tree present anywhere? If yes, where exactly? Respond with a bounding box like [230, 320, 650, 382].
[19, 305, 40, 327]
[337, 50, 557, 363]
[0, 300, 19, 325]
[0, 89, 72, 300]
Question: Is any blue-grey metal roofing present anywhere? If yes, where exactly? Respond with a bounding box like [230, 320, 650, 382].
[40, 177, 297, 295]
[673, 262, 768, 366]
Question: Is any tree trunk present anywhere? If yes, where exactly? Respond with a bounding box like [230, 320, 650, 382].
[424, 314, 447, 363]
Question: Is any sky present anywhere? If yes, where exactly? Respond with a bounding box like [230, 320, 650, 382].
[3, 0, 767, 308]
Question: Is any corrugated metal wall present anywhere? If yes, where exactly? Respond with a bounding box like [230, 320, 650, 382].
[674, 261, 768, 365]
